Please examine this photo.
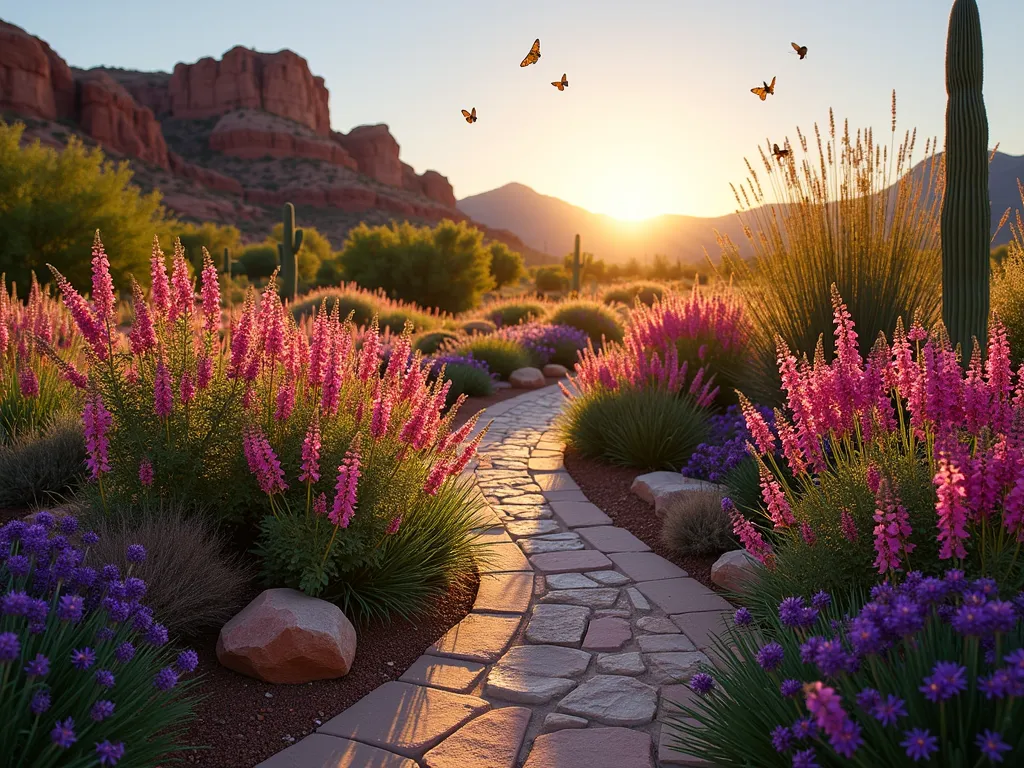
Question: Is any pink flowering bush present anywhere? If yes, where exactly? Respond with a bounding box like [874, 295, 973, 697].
[734, 286, 1024, 601]
[48, 233, 486, 619]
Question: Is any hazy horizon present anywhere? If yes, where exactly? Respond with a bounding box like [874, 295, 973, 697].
[5, 0, 1023, 222]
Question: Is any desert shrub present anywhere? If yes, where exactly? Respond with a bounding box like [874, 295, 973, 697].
[461, 319, 496, 335]
[0, 121, 167, 290]
[488, 241, 526, 289]
[666, 578, 1024, 767]
[291, 283, 442, 334]
[237, 243, 279, 280]
[413, 330, 462, 355]
[90, 502, 252, 639]
[0, 513, 201, 765]
[484, 299, 549, 328]
[661, 490, 736, 557]
[315, 256, 344, 286]
[990, 184, 1024, 362]
[47, 249, 487, 620]
[163, 220, 241, 273]
[719, 103, 942, 404]
[339, 219, 495, 313]
[549, 300, 625, 346]
[427, 355, 495, 406]
[0, 412, 85, 509]
[496, 323, 589, 368]
[602, 282, 665, 307]
[450, 336, 532, 380]
[535, 266, 569, 293]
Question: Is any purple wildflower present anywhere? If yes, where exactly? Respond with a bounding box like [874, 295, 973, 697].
[176, 649, 199, 673]
[153, 667, 178, 691]
[6, 554, 30, 577]
[25, 653, 49, 677]
[95, 669, 115, 688]
[855, 688, 881, 711]
[690, 672, 715, 695]
[811, 591, 831, 609]
[791, 717, 817, 740]
[96, 740, 125, 766]
[91, 700, 116, 722]
[829, 719, 863, 758]
[771, 725, 793, 752]
[871, 694, 907, 726]
[145, 622, 169, 646]
[70, 647, 96, 670]
[0, 632, 19, 662]
[976, 730, 1012, 763]
[757, 642, 784, 671]
[82, 531, 99, 546]
[126, 544, 146, 563]
[920, 661, 967, 702]
[57, 595, 84, 623]
[114, 642, 136, 663]
[901, 728, 938, 762]
[51, 718, 77, 749]
[30, 689, 51, 715]
[734, 608, 753, 627]
[791, 748, 820, 768]
[780, 679, 802, 698]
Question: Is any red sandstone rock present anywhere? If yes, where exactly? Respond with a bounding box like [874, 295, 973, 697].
[208, 110, 357, 168]
[0, 20, 74, 120]
[168, 152, 244, 195]
[76, 71, 170, 168]
[105, 71, 173, 116]
[337, 124, 403, 187]
[216, 588, 357, 684]
[169, 46, 330, 135]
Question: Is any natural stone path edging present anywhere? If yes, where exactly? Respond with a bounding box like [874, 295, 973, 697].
[257, 385, 729, 768]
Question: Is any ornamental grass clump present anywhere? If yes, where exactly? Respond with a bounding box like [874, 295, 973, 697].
[290, 283, 445, 334]
[495, 323, 589, 368]
[482, 298, 550, 328]
[558, 336, 717, 469]
[602, 282, 665, 308]
[0, 512, 200, 767]
[665, 574, 1024, 767]
[448, 335, 532, 380]
[47, 233, 486, 620]
[426, 353, 495, 407]
[548, 299, 625, 346]
[733, 287, 1024, 605]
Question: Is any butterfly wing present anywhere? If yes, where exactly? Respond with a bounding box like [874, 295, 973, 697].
[551, 80, 563, 90]
[471, 107, 476, 119]
[768, 75, 776, 93]
[751, 86, 768, 101]
[791, 42, 802, 54]
[561, 73, 568, 86]
[520, 38, 541, 67]
[773, 143, 781, 154]
[461, 109, 472, 123]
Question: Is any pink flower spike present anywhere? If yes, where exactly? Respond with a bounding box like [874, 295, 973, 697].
[18, 365, 39, 398]
[423, 461, 450, 495]
[128, 280, 157, 356]
[179, 369, 195, 404]
[90, 231, 117, 325]
[200, 248, 221, 334]
[800, 521, 817, 546]
[274, 380, 295, 421]
[934, 456, 970, 560]
[759, 468, 795, 528]
[49, 267, 106, 360]
[730, 509, 774, 566]
[370, 387, 393, 439]
[154, 360, 173, 419]
[168, 239, 193, 323]
[138, 458, 154, 487]
[196, 355, 214, 390]
[313, 492, 328, 517]
[243, 427, 289, 496]
[740, 394, 776, 455]
[385, 517, 401, 535]
[330, 442, 362, 528]
[150, 236, 171, 317]
[298, 415, 322, 484]
[82, 393, 112, 481]
[840, 509, 859, 542]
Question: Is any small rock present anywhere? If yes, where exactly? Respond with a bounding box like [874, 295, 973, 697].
[594, 609, 632, 619]
[636, 616, 680, 634]
[509, 367, 546, 389]
[586, 570, 631, 586]
[626, 588, 651, 611]
[542, 713, 589, 733]
[491, 644, 592, 678]
[507, 520, 562, 538]
[630, 472, 726, 514]
[546, 573, 600, 590]
[637, 634, 696, 653]
[645, 652, 712, 684]
[556, 675, 658, 726]
[519, 537, 585, 555]
[542, 363, 568, 378]
[525, 604, 591, 646]
[486, 668, 577, 704]
[540, 588, 620, 608]
[582, 617, 632, 651]
[711, 549, 761, 593]
[596, 652, 645, 675]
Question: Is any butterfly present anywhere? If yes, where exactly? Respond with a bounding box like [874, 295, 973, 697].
[520, 38, 541, 67]
[461, 108, 477, 124]
[772, 143, 790, 161]
[552, 73, 569, 91]
[791, 42, 808, 59]
[751, 76, 776, 101]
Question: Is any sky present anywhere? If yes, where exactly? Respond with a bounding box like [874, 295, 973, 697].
[3, 0, 1023, 221]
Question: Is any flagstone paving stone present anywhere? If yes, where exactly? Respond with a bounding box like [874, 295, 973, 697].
[429, 613, 522, 663]
[398, 655, 488, 694]
[473, 572, 534, 614]
[524, 728, 654, 768]
[549, 501, 613, 528]
[577, 526, 652, 553]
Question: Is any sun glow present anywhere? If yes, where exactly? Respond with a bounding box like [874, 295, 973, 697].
[582, 176, 677, 222]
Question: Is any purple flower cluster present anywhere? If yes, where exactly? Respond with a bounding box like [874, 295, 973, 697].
[495, 323, 589, 366]
[428, 352, 497, 381]
[683, 404, 776, 483]
[0, 513, 199, 765]
[746, 570, 1024, 765]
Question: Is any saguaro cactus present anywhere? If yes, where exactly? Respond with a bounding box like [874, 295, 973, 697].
[571, 234, 581, 294]
[941, 0, 990, 354]
[277, 203, 304, 302]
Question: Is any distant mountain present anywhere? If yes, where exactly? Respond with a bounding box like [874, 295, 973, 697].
[459, 154, 1024, 264]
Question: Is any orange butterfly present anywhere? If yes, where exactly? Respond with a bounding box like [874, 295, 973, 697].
[772, 143, 790, 161]
[520, 38, 541, 67]
[461, 108, 477, 124]
[552, 73, 569, 91]
[791, 42, 808, 60]
[751, 76, 776, 101]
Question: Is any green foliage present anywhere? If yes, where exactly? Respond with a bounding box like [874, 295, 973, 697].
[0, 349, 82, 448]
[559, 386, 710, 470]
[164, 221, 241, 272]
[90, 501, 252, 639]
[602, 282, 666, 307]
[488, 242, 526, 289]
[989, 189, 1024, 362]
[451, 336, 532, 380]
[238, 244, 280, 281]
[461, 319, 496, 335]
[0, 412, 85, 509]
[339, 219, 496, 313]
[431, 363, 494, 407]
[549, 300, 625, 346]
[0, 121, 167, 290]
[941, 0, 990, 353]
[271, 220, 332, 288]
[562, 251, 608, 285]
[485, 299, 549, 328]
[413, 330, 462, 355]
[291, 285, 441, 334]
[660, 489, 736, 557]
[535, 265, 569, 292]
[257, 473, 484, 621]
[315, 256, 344, 287]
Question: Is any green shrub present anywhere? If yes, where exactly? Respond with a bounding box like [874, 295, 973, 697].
[237, 243, 279, 280]
[560, 387, 710, 470]
[413, 330, 463, 355]
[488, 241, 526, 289]
[660, 489, 736, 556]
[602, 282, 665, 307]
[484, 299, 549, 328]
[0, 121, 167, 291]
[90, 502, 252, 639]
[429, 362, 494, 407]
[450, 336, 532, 380]
[549, 299, 625, 346]
[291, 284, 442, 334]
[339, 219, 495, 313]
[535, 266, 569, 292]
[461, 319, 496, 335]
[0, 412, 85, 508]
[990, 185, 1024, 361]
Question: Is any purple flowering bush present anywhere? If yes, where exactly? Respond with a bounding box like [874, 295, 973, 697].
[426, 353, 495, 406]
[495, 323, 590, 368]
[1, 513, 199, 766]
[448, 335, 532, 380]
[665, 573, 1024, 767]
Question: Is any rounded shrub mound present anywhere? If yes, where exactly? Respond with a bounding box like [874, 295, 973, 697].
[291, 283, 443, 334]
[0, 412, 86, 509]
[483, 299, 549, 328]
[602, 282, 665, 307]
[413, 330, 462, 355]
[426, 354, 495, 407]
[461, 319, 496, 335]
[660, 490, 736, 557]
[450, 336, 533, 381]
[496, 323, 590, 368]
[0, 512, 201, 765]
[549, 299, 625, 346]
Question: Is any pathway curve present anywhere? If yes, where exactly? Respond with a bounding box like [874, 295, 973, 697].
[259, 385, 729, 768]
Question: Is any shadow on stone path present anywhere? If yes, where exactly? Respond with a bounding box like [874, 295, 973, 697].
[257, 385, 729, 768]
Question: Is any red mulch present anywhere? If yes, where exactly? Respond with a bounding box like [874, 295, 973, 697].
[562, 448, 720, 591]
[177, 572, 478, 767]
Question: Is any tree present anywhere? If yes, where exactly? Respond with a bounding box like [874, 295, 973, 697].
[166, 221, 242, 272]
[339, 219, 495, 313]
[270, 222, 333, 287]
[238, 244, 279, 280]
[535, 266, 569, 292]
[0, 121, 168, 290]
[488, 242, 525, 289]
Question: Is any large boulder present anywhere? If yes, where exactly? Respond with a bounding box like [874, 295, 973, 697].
[542, 364, 568, 379]
[216, 588, 357, 684]
[631, 472, 725, 515]
[509, 367, 546, 389]
[710, 549, 761, 594]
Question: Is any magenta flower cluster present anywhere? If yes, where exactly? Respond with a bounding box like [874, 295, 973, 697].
[628, 284, 751, 356]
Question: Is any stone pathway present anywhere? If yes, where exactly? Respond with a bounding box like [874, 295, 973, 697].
[258, 386, 730, 768]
